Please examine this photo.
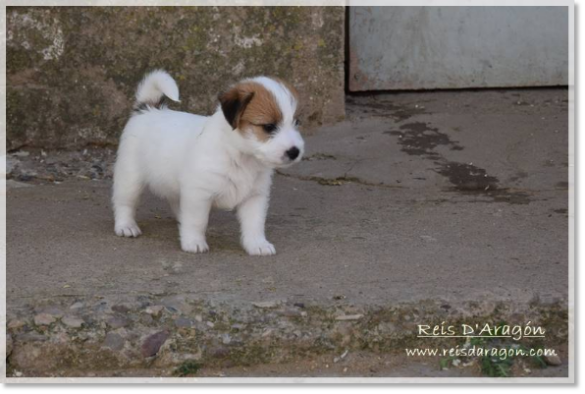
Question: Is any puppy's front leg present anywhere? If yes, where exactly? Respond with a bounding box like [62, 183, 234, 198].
[179, 192, 212, 253]
[238, 193, 275, 256]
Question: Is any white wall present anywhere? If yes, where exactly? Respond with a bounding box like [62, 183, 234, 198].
[349, 6, 569, 91]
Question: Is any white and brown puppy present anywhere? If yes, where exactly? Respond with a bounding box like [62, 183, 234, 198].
[112, 70, 304, 255]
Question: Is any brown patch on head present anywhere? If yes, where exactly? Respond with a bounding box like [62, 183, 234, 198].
[219, 81, 283, 142]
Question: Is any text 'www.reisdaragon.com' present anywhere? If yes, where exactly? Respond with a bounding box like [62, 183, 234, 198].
[405, 346, 557, 360]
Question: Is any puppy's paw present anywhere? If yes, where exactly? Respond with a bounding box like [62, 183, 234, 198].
[181, 237, 209, 254]
[243, 238, 276, 256]
[115, 222, 142, 237]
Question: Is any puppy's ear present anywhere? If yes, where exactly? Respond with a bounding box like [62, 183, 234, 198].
[218, 87, 255, 130]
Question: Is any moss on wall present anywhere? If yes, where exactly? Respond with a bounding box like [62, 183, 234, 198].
[7, 6, 345, 150]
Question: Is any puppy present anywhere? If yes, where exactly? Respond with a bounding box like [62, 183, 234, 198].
[112, 70, 304, 255]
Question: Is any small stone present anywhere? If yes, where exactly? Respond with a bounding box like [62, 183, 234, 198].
[160, 295, 192, 314]
[261, 328, 274, 337]
[62, 316, 84, 328]
[194, 315, 203, 323]
[206, 321, 215, 328]
[103, 333, 125, 351]
[222, 334, 232, 345]
[174, 317, 194, 328]
[34, 313, 56, 326]
[7, 320, 26, 330]
[335, 314, 364, 321]
[544, 354, 562, 366]
[70, 302, 84, 310]
[252, 301, 278, 309]
[112, 304, 131, 314]
[107, 315, 130, 329]
[141, 331, 169, 358]
[145, 305, 164, 317]
[12, 151, 30, 157]
[140, 314, 154, 325]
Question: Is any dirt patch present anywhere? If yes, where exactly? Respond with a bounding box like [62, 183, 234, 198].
[304, 153, 337, 161]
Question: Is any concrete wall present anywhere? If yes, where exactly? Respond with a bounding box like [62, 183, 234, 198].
[7, 7, 345, 150]
[349, 6, 569, 91]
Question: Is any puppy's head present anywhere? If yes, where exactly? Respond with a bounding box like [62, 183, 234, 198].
[219, 77, 304, 168]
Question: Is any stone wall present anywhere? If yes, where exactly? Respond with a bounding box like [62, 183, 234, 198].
[7, 6, 345, 150]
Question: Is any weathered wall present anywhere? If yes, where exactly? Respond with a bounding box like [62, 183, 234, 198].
[349, 6, 569, 91]
[7, 7, 345, 150]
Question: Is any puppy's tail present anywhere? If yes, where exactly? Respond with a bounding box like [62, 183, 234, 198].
[134, 70, 180, 111]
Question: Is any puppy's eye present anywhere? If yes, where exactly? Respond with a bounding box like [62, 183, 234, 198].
[294, 118, 301, 127]
[262, 124, 277, 134]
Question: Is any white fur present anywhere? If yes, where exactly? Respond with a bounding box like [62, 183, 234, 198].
[112, 71, 304, 256]
[135, 69, 180, 103]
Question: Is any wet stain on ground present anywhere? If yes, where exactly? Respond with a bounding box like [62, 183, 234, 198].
[384, 121, 530, 204]
[349, 96, 541, 205]
[553, 208, 568, 214]
[436, 162, 531, 204]
[385, 122, 463, 159]
[556, 181, 569, 189]
[436, 162, 498, 192]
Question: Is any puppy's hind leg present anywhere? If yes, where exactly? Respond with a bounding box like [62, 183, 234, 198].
[112, 158, 144, 237]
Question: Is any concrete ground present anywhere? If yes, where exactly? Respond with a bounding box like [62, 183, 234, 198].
[5, 89, 569, 378]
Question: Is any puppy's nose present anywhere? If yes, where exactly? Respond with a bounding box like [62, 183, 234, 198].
[286, 147, 300, 161]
